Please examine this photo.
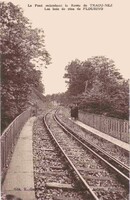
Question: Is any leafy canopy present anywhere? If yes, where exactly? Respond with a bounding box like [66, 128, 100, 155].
[0, 2, 51, 131]
[64, 56, 128, 119]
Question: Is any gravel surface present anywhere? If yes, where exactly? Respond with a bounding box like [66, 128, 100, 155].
[56, 107, 129, 166]
[33, 115, 85, 200]
[46, 111, 128, 200]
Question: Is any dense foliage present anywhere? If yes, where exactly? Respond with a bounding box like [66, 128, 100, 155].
[1, 2, 51, 132]
[63, 56, 129, 119]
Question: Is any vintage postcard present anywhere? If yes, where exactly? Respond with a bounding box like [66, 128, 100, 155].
[1, 0, 129, 199]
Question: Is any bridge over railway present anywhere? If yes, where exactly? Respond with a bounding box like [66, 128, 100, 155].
[1, 106, 129, 200]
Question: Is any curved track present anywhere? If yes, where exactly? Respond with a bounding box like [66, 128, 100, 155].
[55, 110, 130, 180]
[43, 109, 129, 200]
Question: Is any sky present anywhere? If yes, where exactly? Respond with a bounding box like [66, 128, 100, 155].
[4, 0, 130, 94]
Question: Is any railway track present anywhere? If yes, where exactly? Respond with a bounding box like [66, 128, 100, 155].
[55, 110, 130, 180]
[33, 116, 85, 200]
[43, 110, 129, 200]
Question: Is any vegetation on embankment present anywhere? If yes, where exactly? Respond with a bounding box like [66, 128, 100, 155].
[46, 57, 129, 120]
[1, 2, 51, 132]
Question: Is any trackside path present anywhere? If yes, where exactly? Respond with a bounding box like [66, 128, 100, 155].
[2, 117, 36, 200]
[74, 120, 130, 151]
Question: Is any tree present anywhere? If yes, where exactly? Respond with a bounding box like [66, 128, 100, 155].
[64, 59, 94, 95]
[109, 80, 129, 119]
[64, 56, 129, 119]
[87, 56, 123, 95]
[0, 2, 51, 131]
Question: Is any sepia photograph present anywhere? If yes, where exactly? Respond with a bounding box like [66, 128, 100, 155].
[0, 0, 130, 199]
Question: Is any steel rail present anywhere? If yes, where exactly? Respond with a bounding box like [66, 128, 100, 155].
[78, 125, 130, 172]
[54, 113, 129, 188]
[44, 112, 100, 200]
[55, 112, 130, 177]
